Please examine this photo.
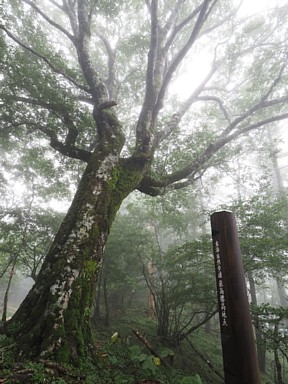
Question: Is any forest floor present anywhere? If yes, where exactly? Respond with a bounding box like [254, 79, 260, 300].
[0, 310, 283, 383]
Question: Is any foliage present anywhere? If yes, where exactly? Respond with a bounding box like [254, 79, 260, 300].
[144, 234, 216, 341]
[251, 303, 288, 383]
[0, 204, 63, 281]
[0, 330, 203, 384]
[1, 1, 288, 196]
[223, 194, 288, 280]
[252, 304, 288, 351]
[94, 189, 215, 340]
[0, 332, 15, 369]
[91, 338, 204, 384]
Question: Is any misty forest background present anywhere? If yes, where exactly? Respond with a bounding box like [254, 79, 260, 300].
[1, 0, 288, 383]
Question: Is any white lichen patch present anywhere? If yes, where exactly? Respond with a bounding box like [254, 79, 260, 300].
[43, 157, 119, 321]
[91, 154, 119, 196]
[64, 206, 96, 251]
[50, 280, 65, 295]
[49, 267, 79, 320]
[58, 290, 71, 310]
[93, 187, 101, 196]
[81, 210, 94, 231]
[96, 154, 118, 181]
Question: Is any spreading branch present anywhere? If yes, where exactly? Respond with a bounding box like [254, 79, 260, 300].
[22, 0, 75, 42]
[0, 24, 88, 92]
[96, 31, 118, 99]
[154, 0, 217, 116]
[138, 108, 288, 195]
[75, 0, 108, 106]
[135, 0, 159, 154]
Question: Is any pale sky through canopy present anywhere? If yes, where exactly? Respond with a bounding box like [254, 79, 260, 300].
[238, 0, 284, 15]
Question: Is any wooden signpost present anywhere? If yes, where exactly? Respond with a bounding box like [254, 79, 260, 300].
[210, 211, 261, 384]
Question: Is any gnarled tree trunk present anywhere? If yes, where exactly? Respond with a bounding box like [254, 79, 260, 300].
[6, 118, 145, 364]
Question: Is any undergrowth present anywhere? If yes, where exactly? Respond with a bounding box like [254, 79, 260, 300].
[0, 330, 202, 383]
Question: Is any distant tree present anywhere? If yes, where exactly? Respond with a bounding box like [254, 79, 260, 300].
[1, 0, 288, 365]
[222, 192, 288, 372]
[252, 304, 288, 384]
[227, 194, 288, 287]
[0, 191, 63, 322]
[93, 204, 155, 325]
[144, 234, 216, 342]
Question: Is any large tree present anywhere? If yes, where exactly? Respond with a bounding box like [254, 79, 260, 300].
[1, 0, 288, 364]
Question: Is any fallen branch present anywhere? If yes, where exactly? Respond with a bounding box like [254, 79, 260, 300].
[132, 329, 169, 367]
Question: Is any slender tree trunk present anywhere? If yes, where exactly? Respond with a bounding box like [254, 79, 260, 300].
[274, 348, 283, 384]
[103, 276, 110, 327]
[2, 260, 16, 323]
[267, 130, 288, 324]
[92, 268, 103, 327]
[6, 139, 145, 364]
[277, 281, 288, 308]
[157, 289, 169, 338]
[274, 323, 283, 384]
[248, 271, 266, 372]
[147, 260, 156, 318]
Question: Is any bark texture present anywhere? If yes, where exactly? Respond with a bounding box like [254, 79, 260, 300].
[6, 114, 145, 364]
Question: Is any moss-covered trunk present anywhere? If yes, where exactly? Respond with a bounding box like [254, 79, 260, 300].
[6, 145, 144, 364]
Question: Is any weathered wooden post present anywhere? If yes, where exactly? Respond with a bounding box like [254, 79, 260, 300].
[210, 210, 261, 384]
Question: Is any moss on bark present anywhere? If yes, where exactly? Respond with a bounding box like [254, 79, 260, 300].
[5, 146, 146, 365]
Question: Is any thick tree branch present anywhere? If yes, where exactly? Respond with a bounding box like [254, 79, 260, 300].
[138, 111, 288, 195]
[1, 107, 92, 161]
[136, 0, 219, 158]
[37, 124, 91, 162]
[8, 96, 81, 147]
[73, 1, 124, 155]
[63, 0, 79, 37]
[96, 31, 117, 99]
[75, 0, 107, 106]
[145, 0, 152, 14]
[145, 0, 159, 106]
[135, 0, 159, 154]
[224, 112, 288, 141]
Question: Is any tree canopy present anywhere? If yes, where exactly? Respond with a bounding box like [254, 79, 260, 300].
[1, 1, 288, 194]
